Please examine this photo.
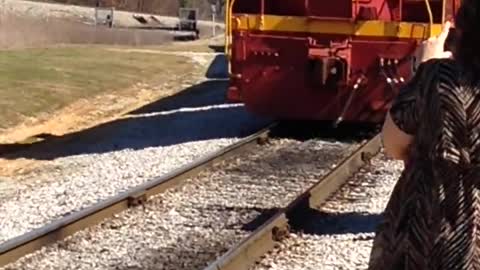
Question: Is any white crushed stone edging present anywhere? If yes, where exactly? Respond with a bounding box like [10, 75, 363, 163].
[1, 139, 358, 270]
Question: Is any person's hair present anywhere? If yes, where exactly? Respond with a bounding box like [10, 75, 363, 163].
[454, 0, 480, 82]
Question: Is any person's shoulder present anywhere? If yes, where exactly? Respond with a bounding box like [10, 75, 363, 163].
[420, 58, 458, 71]
[416, 58, 459, 80]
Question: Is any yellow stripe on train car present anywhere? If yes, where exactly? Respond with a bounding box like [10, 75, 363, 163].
[232, 14, 443, 39]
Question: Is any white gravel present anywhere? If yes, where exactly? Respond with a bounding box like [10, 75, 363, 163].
[0, 140, 236, 241]
[250, 151, 403, 270]
[1, 138, 359, 270]
[0, 78, 269, 244]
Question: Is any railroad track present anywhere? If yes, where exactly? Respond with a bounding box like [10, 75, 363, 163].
[0, 122, 382, 269]
[204, 133, 382, 270]
[0, 123, 274, 268]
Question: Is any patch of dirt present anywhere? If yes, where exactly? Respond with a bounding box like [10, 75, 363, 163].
[0, 12, 175, 49]
[2, 0, 224, 30]
[105, 48, 221, 64]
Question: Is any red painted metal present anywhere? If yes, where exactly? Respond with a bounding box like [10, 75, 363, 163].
[227, 0, 460, 124]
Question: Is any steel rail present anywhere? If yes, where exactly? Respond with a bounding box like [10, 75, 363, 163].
[204, 134, 382, 270]
[0, 122, 276, 268]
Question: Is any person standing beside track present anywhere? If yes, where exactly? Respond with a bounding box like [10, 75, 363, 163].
[368, 0, 480, 268]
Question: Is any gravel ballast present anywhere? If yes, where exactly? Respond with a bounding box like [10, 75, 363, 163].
[250, 152, 403, 270]
[1, 138, 359, 270]
[0, 79, 269, 244]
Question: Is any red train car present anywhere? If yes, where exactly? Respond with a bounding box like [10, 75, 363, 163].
[225, 0, 460, 124]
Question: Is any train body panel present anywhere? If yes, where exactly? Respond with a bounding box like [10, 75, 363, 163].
[226, 0, 461, 124]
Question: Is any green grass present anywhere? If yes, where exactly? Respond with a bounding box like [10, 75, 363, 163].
[0, 46, 193, 129]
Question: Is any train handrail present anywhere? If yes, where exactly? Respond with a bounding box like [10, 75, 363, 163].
[424, 0, 434, 37]
[225, 0, 237, 74]
[225, 0, 230, 56]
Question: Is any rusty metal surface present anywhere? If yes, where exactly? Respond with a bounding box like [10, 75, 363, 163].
[203, 134, 382, 270]
[205, 214, 289, 270]
[0, 123, 276, 268]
